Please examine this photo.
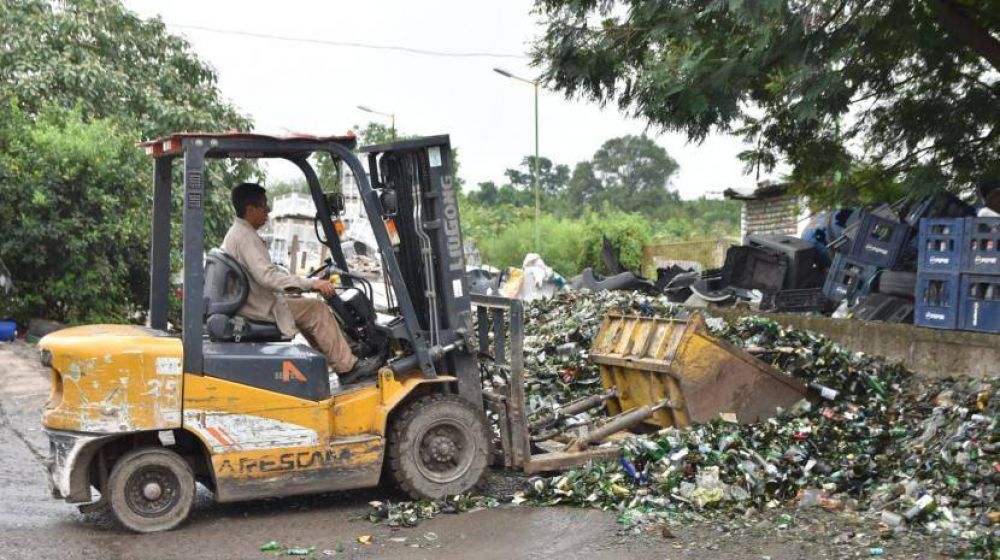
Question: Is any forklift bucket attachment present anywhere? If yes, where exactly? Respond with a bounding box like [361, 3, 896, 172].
[589, 313, 807, 428]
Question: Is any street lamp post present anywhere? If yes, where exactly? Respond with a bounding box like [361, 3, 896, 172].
[493, 68, 540, 254]
[356, 105, 396, 141]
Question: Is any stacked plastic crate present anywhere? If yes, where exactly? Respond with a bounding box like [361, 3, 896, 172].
[822, 211, 911, 307]
[959, 218, 1000, 333]
[915, 219, 964, 329]
[916, 216, 1000, 332]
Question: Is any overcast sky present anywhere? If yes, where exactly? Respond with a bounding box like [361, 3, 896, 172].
[124, 0, 774, 199]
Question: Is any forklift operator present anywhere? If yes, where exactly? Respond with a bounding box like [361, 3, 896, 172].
[223, 182, 380, 380]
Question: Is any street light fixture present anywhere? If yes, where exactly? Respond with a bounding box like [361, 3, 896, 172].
[493, 67, 541, 254]
[356, 105, 396, 141]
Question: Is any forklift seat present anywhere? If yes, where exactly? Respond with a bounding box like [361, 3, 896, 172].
[204, 248, 285, 342]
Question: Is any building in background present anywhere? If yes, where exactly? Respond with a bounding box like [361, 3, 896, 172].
[723, 181, 810, 243]
[261, 167, 480, 276]
[259, 193, 326, 274]
[260, 169, 369, 275]
[340, 171, 365, 230]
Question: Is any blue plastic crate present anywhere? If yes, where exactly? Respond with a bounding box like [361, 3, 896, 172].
[914, 272, 960, 329]
[959, 274, 1000, 333]
[962, 217, 1000, 274]
[822, 253, 880, 304]
[918, 218, 964, 273]
[849, 211, 912, 268]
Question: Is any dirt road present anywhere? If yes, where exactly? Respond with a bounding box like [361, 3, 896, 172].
[0, 341, 971, 559]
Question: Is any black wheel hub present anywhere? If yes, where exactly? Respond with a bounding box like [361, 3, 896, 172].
[124, 466, 180, 518]
[415, 420, 473, 484]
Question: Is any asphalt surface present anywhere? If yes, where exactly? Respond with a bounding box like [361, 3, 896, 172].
[0, 341, 670, 560]
[0, 341, 974, 559]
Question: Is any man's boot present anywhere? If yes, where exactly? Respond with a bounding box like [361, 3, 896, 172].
[339, 355, 383, 385]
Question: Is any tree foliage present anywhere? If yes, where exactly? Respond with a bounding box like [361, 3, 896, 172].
[532, 0, 1000, 205]
[564, 161, 604, 213]
[0, 0, 254, 323]
[0, 0, 250, 136]
[505, 156, 571, 197]
[460, 131, 735, 274]
[468, 135, 680, 216]
[461, 200, 739, 276]
[0, 104, 149, 323]
[591, 135, 680, 213]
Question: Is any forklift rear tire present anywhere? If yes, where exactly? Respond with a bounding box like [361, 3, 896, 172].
[386, 394, 489, 500]
[106, 447, 195, 533]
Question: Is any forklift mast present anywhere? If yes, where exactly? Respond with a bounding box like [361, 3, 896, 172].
[361, 136, 481, 409]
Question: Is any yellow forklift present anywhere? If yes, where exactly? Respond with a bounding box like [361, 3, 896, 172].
[40, 132, 491, 532]
[39, 131, 808, 533]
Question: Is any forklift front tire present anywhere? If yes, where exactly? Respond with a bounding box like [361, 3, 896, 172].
[107, 447, 195, 533]
[387, 394, 489, 500]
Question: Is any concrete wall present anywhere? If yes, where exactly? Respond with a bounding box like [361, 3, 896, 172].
[642, 238, 734, 276]
[709, 308, 999, 380]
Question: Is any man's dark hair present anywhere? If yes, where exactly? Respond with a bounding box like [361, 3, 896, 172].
[231, 182, 266, 218]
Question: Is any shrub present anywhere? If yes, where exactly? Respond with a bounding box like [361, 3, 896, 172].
[0, 103, 149, 324]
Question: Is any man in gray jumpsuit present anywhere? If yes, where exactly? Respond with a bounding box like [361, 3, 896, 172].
[222, 182, 380, 381]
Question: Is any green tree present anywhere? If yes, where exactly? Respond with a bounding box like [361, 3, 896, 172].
[0, 0, 250, 136]
[495, 184, 533, 206]
[580, 210, 652, 274]
[313, 153, 342, 192]
[1, 0, 255, 249]
[353, 122, 400, 146]
[0, 0, 255, 323]
[591, 135, 680, 214]
[504, 156, 571, 199]
[0, 104, 149, 323]
[532, 0, 1000, 205]
[562, 161, 605, 215]
[467, 181, 500, 205]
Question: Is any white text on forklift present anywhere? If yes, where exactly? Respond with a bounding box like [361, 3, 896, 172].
[442, 176, 464, 272]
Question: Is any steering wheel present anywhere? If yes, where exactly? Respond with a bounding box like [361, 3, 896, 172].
[306, 258, 335, 280]
[303, 258, 349, 303]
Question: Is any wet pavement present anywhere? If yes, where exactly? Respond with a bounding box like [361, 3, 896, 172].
[0, 341, 669, 560]
[0, 341, 983, 559]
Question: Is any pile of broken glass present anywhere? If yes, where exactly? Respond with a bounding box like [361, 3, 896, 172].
[375, 290, 998, 550]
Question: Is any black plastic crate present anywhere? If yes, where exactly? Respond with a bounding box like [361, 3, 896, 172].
[904, 192, 974, 226]
[822, 253, 881, 304]
[720, 245, 787, 293]
[914, 272, 960, 330]
[962, 217, 1000, 275]
[849, 211, 913, 268]
[959, 274, 1000, 333]
[851, 293, 914, 323]
[761, 288, 831, 313]
[918, 218, 964, 273]
[747, 234, 825, 289]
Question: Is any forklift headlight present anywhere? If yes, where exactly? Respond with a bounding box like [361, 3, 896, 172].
[39, 349, 53, 368]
